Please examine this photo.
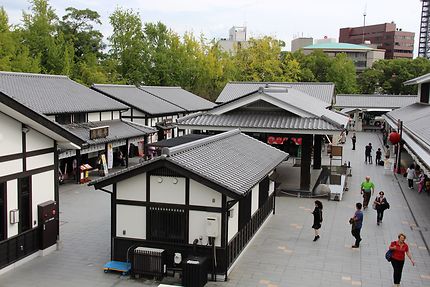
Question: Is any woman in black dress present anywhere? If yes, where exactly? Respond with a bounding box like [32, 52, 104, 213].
[312, 200, 323, 241]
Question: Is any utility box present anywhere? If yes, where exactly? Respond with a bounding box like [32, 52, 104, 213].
[206, 217, 219, 238]
[38, 200, 58, 250]
[182, 256, 208, 287]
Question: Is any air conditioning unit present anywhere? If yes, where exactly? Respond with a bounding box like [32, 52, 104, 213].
[182, 256, 208, 287]
[132, 247, 166, 279]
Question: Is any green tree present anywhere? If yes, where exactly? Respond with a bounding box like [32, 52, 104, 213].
[327, 53, 358, 94]
[108, 8, 146, 84]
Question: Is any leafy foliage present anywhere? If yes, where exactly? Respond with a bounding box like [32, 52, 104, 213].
[1, 1, 430, 100]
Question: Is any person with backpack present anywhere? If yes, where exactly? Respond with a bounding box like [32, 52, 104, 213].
[373, 191, 389, 225]
[365, 143, 373, 164]
[312, 200, 323, 241]
[375, 148, 382, 165]
[388, 233, 415, 286]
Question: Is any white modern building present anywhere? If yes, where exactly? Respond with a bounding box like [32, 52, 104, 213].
[218, 26, 249, 54]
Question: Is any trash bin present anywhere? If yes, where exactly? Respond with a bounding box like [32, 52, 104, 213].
[182, 256, 208, 287]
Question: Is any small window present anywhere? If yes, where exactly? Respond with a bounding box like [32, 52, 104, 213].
[148, 207, 186, 244]
[73, 113, 86, 123]
[0, 182, 6, 241]
[55, 114, 72, 125]
[18, 177, 31, 233]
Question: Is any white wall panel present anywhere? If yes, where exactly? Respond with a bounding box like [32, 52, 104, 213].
[116, 205, 146, 239]
[269, 180, 275, 195]
[132, 118, 146, 126]
[150, 176, 185, 204]
[189, 180, 221, 207]
[0, 112, 22, 156]
[0, 160, 22, 177]
[251, 185, 259, 215]
[26, 129, 53, 152]
[117, 174, 146, 201]
[228, 202, 239, 242]
[101, 111, 112, 121]
[122, 109, 131, 117]
[189, 211, 221, 247]
[88, 112, 100, 122]
[133, 109, 146, 117]
[26, 153, 54, 170]
[31, 170, 55, 228]
[7, 180, 18, 238]
[113, 111, 120, 120]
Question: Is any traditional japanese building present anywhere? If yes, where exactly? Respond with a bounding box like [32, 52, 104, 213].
[91, 84, 215, 145]
[0, 87, 85, 273]
[178, 85, 349, 192]
[90, 130, 287, 279]
[0, 72, 156, 183]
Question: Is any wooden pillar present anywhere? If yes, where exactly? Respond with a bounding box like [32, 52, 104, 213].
[313, 135, 322, 170]
[144, 135, 149, 160]
[300, 134, 312, 190]
[76, 150, 81, 184]
[125, 139, 129, 168]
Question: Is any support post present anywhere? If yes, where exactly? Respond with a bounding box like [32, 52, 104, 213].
[313, 135, 322, 170]
[76, 150, 81, 184]
[300, 134, 312, 190]
[125, 139, 129, 168]
[396, 121, 403, 174]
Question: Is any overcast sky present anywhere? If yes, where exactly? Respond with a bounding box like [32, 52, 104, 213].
[3, 0, 422, 55]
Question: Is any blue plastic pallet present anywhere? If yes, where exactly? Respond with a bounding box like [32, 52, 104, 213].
[103, 261, 131, 275]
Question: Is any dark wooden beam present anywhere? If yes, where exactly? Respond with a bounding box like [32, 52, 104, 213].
[300, 134, 312, 190]
[313, 135, 322, 170]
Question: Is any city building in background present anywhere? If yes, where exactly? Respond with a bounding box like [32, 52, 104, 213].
[419, 0, 430, 58]
[218, 26, 249, 54]
[339, 22, 414, 59]
[291, 37, 313, 52]
[302, 42, 385, 72]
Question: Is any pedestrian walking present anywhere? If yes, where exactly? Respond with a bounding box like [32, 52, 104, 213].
[389, 233, 415, 286]
[312, 200, 323, 241]
[418, 170, 425, 193]
[373, 191, 389, 225]
[385, 145, 390, 159]
[406, 164, 415, 189]
[382, 130, 388, 146]
[350, 202, 363, 248]
[360, 176, 375, 209]
[351, 133, 357, 150]
[375, 148, 382, 165]
[365, 143, 373, 164]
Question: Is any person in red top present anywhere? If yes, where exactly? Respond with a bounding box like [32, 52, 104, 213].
[389, 233, 415, 286]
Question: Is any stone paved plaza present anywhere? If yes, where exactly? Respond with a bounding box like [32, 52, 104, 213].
[1, 132, 430, 287]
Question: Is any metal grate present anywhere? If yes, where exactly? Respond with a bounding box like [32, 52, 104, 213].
[132, 247, 165, 278]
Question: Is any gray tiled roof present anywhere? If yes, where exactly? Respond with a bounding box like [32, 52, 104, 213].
[0, 72, 128, 114]
[164, 130, 288, 196]
[92, 84, 185, 115]
[140, 86, 216, 111]
[177, 111, 341, 131]
[63, 120, 156, 145]
[386, 103, 430, 146]
[335, 94, 417, 109]
[216, 82, 335, 105]
[90, 130, 288, 197]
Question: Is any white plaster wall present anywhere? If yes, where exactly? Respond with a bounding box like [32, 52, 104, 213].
[133, 110, 146, 117]
[113, 111, 120, 120]
[251, 185, 259, 215]
[150, 176, 185, 204]
[87, 112, 100, 122]
[0, 112, 22, 156]
[101, 111, 112, 121]
[189, 179, 222, 208]
[117, 174, 146, 201]
[189, 211, 221, 247]
[31, 170, 55, 228]
[269, 180, 275, 196]
[228, 202, 239, 242]
[116, 204, 146, 239]
[0, 160, 22, 177]
[26, 153, 54, 170]
[26, 129, 54, 152]
[7, 180, 18, 238]
[122, 109, 131, 117]
[132, 118, 146, 126]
